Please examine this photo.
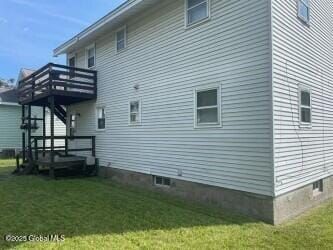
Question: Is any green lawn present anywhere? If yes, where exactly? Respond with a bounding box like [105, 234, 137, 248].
[0, 159, 332, 250]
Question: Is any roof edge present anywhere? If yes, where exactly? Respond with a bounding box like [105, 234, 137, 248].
[53, 0, 143, 56]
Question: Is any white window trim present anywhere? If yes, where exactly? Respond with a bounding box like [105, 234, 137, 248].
[185, 0, 211, 28]
[299, 85, 312, 128]
[297, 0, 310, 24]
[96, 106, 106, 131]
[194, 85, 222, 128]
[68, 112, 77, 136]
[67, 53, 76, 67]
[154, 176, 171, 188]
[115, 25, 127, 53]
[85, 43, 96, 69]
[313, 179, 323, 196]
[129, 100, 141, 126]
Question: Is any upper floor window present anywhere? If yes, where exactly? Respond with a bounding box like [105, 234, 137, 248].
[116, 26, 127, 52]
[186, 0, 210, 26]
[86, 44, 96, 68]
[129, 100, 141, 125]
[195, 87, 221, 127]
[96, 107, 106, 130]
[300, 87, 311, 125]
[298, 0, 310, 23]
[68, 55, 76, 78]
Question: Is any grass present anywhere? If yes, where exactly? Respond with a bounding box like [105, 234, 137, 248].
[0, 159, 332, 249]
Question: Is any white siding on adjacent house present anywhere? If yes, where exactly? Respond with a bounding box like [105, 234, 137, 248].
[67, 0, 273, 195]
[272, 0, 333, 195]
[0, 105, 21, 150]
[45, 109, 66, 147]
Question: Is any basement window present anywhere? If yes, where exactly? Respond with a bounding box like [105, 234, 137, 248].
[154, 176, 171, 187]
[299, 87, 312, 125]
[186, 0, 210, 26]
[298, 0, 310, 24]
[313, 179, 323, 195]
[96, 107, 106, 130]
[116, 26, 127, 52]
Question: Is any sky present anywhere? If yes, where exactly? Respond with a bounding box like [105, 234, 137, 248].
[0, 0, 126, 81]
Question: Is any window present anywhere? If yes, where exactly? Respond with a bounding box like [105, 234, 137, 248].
[116, 27, 127, 52]
[186, 0, 210, 26]
[96, 107, 106, 130]
[69, 114, 76, 137]
[68, 55, 76, 78]
[154, 176, 171, 187]
[313, 179, 323, 195]
[298, 0, 310, 23]
[299, 87, 311, 125]
[129, 101, 140, 125]
[86, 44, 95, 68]
[195, 87, 220, 126]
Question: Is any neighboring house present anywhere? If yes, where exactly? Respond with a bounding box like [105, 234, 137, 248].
[0, 87, 21, 156]
[21, 0, 332, 224]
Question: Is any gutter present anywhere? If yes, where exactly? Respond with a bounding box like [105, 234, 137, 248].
[53, 0, 144, 56]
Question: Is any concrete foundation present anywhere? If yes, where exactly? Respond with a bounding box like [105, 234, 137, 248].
[273, 176, 333, 224]
[99, 166, 333, 224]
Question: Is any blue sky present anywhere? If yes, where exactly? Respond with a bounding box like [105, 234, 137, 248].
[0, 0, 125, 81]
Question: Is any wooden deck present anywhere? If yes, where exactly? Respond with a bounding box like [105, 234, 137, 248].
[36, 156, 87, 169]
[17, 63, 97, 106]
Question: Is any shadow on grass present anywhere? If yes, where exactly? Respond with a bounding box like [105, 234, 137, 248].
[0, 164, 258, 249]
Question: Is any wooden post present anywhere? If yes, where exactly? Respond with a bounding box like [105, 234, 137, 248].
[43, 106, 46, 157]
[65, 137, 68, 156]
[92, 136, 96, 157]
[34, 138, 38, 161]
[21, 105, 26, 162]
[49, 96, 55, 179]
[28, 105, 32, 163]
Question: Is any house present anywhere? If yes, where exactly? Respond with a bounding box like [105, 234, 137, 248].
[17, 0, 333, 224]
[0, 87, 21, 157]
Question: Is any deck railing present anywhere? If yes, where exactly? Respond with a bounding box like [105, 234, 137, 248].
[31, 136, 96, 161]
[18, 63, 97, 103]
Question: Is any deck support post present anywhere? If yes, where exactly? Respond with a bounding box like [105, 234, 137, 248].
[43, 106, 46, 157]
[27, 105, 33, 164]
[21, 105, 26, 162]
[49, 96, 55, 179]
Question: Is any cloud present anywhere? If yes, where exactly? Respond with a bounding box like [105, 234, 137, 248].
[9, 0, 89, 26]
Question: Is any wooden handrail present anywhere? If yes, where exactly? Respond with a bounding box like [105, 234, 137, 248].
[18, 63, 97, 104]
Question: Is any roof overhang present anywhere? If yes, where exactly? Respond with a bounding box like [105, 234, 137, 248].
[54, 0, 158, 56]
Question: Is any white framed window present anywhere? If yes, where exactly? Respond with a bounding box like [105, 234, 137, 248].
[186, 0, 210, 26]
[154, 176, 171, 187]
[299, 86, 312, 126]
[313, 179, 323, 195]
[298, 0, 310, 24]
[195, 86, 221, 127]
[129, 100, 141, 125]
[85, 44, 96, 68]
[116, 26, 127, 52]
[96, 107, 106, 130]
[68, 54, 76, 79]
[69, 114, 77, 137]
